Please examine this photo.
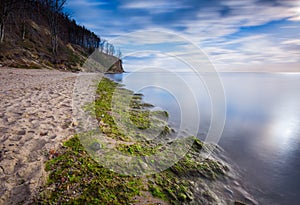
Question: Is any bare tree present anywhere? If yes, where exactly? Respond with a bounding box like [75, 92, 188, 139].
[96, 35, 100, 49]
[0, 0, 18, 43]
[116, 48, 122, 59]
[99, 39, 106, 53]
[44, 0, 67, 55]
[20, 0, 28, 40]
[105, 42, 110, 54]
[109, 44, 115, 55]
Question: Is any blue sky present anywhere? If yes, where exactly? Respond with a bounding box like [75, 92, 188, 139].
[65, 0, 300, 72]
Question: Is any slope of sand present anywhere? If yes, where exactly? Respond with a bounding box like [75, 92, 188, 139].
[0, 68, 77, 204]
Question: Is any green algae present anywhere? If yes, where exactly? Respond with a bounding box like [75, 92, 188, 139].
[36, 77, 230, 204]
[38, 136, 143, 204]
[147, 137, 228, 205]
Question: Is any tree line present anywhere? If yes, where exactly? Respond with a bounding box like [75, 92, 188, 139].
[0, 0, 121, 58]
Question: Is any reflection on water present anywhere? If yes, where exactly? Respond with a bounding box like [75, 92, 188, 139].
[106, 72, 300, 205]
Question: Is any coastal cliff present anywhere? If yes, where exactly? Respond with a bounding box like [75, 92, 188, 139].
[0, 1, 123, 73]
[109, 59, 124, 73]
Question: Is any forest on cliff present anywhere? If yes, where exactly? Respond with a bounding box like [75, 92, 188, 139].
[0, 0, 122, 72]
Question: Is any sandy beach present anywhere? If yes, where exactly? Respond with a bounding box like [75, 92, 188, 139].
[0, 68, 77, 204]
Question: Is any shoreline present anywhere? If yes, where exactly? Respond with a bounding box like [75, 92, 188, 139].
[105, 75, 257, 204]
[1, 67, 254, 204]
[36, 75, 255, 204]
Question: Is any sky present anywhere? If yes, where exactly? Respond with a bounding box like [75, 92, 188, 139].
[65, 0, 300, 72]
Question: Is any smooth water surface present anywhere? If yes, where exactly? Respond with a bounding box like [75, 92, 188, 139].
[107, 72, 300, 205]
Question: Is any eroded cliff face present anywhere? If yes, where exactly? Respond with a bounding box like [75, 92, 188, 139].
[80, 51, 124, 73]
[107, 59, 124, 73]
[0, 16, 122, 73]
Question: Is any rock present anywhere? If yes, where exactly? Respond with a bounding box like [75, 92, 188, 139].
[233, 180, 240, 186]
[89, 142, 101, 151]
[138, 160, 149, 172]
[178, 193, 187, 201]
[40, 131, 48, 136]
[202, 190, 217, 202]
[224, 186, 234, 196]
[71, 120, 78, 127]
[234, 201, 247, 205]
[17, 130, 26, 135]
[186, 190, 194, 201]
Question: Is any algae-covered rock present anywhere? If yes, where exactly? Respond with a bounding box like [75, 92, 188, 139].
[36, 77, 254, 205]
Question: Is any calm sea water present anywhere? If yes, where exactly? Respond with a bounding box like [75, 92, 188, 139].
[106, 72, 300, 205]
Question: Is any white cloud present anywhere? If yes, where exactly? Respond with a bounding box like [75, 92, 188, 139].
[123, 52, 192, 72]
[111, 29, 187, 47]
[204, 35, 300, 71]
[120, 0, 190, 13]
[282, 39, 300, 46]
[66, 0, 300, 72]
[168, 1, 300, 71]
[67, 0, 107, 7]
[181, 1, 300, 39]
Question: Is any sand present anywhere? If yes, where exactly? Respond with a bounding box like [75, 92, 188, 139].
[0, 68, 77, 204]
